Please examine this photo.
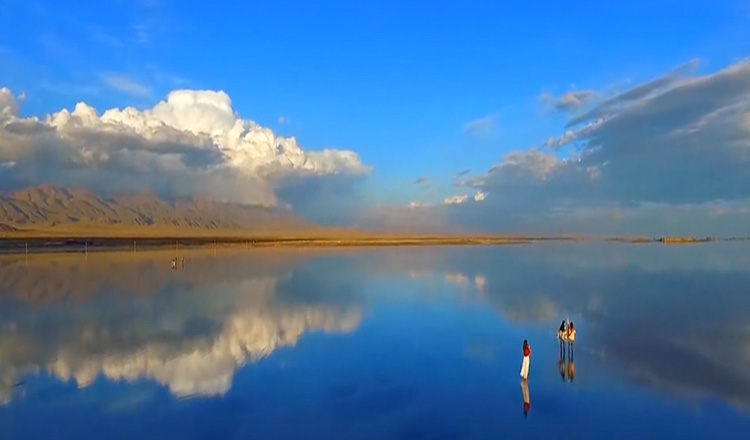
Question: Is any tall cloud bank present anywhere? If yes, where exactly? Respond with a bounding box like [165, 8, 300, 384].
[439, 58, 750, 234]
[0, 88, 370, 208]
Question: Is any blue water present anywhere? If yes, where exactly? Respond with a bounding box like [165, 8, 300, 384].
[0, 243, 748, 439]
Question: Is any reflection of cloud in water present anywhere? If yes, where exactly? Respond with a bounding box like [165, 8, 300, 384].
[605, 325, 750, 410]
[0, 251, 362, 403]
[489, 296, 559, 324]
[474, 275, 486, 294]
[444, 273, 469, 286]
[46, 303, 360, 398]
[355, 245, 750, 410]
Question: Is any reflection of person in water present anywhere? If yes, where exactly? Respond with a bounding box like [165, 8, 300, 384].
[567, 360, 576, 382]
[558, 351, 567, 381]
[520, 340, 531, 380]
[520, 378, 530, 417]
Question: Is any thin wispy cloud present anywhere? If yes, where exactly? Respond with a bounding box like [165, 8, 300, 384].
[463, 113, 497, 136]
[147, 65, 190, 88]
[133, 24, 150, 45]
[39, 80, 100, 97]
[90, 29, 124, 48]
[414, 176, 428, 184]
[101, 74, 152, 97]
[37, 34, 84, 64]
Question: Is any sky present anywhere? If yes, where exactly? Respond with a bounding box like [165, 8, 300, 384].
[1, 0, 750, 235]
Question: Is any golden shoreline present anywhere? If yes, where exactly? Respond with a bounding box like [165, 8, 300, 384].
[0, 233, 746, 255]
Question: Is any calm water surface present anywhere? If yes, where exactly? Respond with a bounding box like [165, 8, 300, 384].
[0, 243, 749, 439]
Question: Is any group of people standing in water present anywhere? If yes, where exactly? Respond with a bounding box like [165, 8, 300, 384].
[518, 319, 578, 417]
[557, 319, 576, 382]
[519, 320, 576, 380]
[557, 319, 576, 356]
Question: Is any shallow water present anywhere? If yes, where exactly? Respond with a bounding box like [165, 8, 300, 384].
[0, 243, 748, 439]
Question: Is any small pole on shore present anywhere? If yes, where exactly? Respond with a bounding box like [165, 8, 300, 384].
[85, 240, 88, 261]
[134, 240, 137, 252]
[25, 241, 28, 262]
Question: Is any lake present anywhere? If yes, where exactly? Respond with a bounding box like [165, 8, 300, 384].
[1, 243, 748, 439]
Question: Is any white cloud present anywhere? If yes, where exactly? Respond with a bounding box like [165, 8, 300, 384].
[0, 88, 19, 119]
[443, 194, 469, 205]
[0, 87, 371, 208]
[101, 74, 152, 97]
[442, 191, 487, 205]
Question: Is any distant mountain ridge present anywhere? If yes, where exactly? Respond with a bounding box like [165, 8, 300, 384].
[0, 184, 321, 235]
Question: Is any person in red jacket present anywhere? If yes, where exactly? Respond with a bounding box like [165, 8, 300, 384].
[520, 339, 531, 380]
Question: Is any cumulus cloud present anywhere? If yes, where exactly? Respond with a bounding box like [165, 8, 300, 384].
[448, 58, 750, 234]
[0, 88, 18, 119]
[0, 87, 370, 209]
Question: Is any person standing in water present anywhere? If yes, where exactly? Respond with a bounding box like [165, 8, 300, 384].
[567, 322, 576, 360]
[558, 320, 568, 358]
[520, 340, 531, 380]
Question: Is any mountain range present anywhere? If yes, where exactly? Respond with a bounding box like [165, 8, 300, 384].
[0, 185, 332, 237]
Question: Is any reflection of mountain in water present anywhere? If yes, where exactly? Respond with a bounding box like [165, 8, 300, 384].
[0, 250, 309, 303]
[0, 251, 362, 404]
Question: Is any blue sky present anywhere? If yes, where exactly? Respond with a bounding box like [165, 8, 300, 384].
[1, 0, 750, 233]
